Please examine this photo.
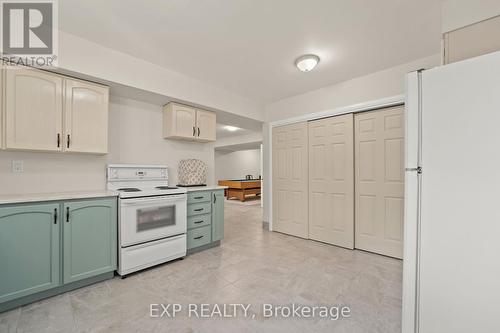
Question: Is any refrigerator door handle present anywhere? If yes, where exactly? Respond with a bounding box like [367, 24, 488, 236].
[406, 167, 422, 174]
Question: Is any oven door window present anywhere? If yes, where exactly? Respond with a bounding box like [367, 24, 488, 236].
[136, 205, 176, 232]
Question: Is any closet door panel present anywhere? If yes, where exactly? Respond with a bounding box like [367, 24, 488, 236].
[354, 106, 405, 258]
[272, 123, 308, 238]
[308, 114, 354, 248]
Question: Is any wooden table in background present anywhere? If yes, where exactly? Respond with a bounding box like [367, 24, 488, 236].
[218, 180, 261, 202]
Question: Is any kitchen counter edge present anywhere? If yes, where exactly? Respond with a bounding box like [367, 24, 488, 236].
[0, 190, 119, 205]
[185, 185, 228, 192]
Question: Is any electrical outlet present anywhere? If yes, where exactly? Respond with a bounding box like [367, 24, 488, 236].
[12, 160, 24, 173]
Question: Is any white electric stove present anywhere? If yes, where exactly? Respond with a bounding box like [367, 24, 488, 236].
[107, 164, 187, 276]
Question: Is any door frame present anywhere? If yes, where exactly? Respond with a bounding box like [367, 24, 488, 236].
[267, 95, 404, 232]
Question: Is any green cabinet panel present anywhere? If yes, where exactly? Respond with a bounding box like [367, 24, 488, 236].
[187, 213, 211, 230]
[63, 198, 117, 284]
[187, 202, 211, 216]
[0, 203, 60, 303]
[211, 190, 225, 242]
[187, 191, 211, 204]
[187, 225, 212, 249]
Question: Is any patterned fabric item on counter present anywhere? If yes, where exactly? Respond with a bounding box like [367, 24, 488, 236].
[178, 159, 207, 185]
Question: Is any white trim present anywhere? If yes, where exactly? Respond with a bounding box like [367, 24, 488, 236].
[267, 95, 405, 232]
[402, 72, 419, 333]
[269, 95, 404, 127]
[267, 124, 273, 231]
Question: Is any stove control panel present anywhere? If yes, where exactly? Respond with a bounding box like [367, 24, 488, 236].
[107, 165, 168, 181]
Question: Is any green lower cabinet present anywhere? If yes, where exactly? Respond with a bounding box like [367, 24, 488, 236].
[186, 190, 224, 252]
[0, 197, 118, 311]
[211, 190, 225, 242]
[0, 203, 60, 303]
[63, 198, 117, 284]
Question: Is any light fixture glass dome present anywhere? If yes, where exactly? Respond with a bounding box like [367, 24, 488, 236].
[295, 54, 320, 72]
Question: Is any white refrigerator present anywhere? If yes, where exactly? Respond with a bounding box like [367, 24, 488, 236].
[402, 51, 500, 333]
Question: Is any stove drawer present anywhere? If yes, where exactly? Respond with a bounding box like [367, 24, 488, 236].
[187, 202, 211, 216]
[187, 191, 211, 204]
[187, 213, 211, 229]
[187, 225, 211, 249]
[119, 234, 186, 276]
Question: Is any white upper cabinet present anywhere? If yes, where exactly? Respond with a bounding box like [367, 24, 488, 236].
[444, 15, 500, 64]
[5, 66, 64, 151]
[64, 79, 109, 154]
[196, 109, 216, 142]
[163, 102, 216, 142]
[2, 65, 109, 154]
[163, 103, 197, 139]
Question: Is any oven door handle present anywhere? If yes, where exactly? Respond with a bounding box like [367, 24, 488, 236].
[121, 198, 185, 206]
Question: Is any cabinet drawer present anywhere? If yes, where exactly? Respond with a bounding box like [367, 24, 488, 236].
[187, 202, 211, 216]
[187, 225, 211, 249]
[187, 213, 211, 230]
[187, 191, 211, 204]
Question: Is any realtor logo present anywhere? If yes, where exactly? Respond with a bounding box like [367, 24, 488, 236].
[0, 0, 58, 66]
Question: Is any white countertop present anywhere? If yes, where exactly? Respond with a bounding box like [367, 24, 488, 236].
[0, 190, 119, 205]
[184, 185, 228, 192]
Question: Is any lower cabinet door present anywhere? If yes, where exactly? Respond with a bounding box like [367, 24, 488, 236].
[63, 198, 117, 284]
[0, 203, 60, 303]
[211, 190, 225, 242]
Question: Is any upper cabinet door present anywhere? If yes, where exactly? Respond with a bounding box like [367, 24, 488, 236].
[163, 103, 197, 140]
[175, 105, 197, 138]
[5, 67, 63, 151]
[196, 109, 216, 142]
[64, 79, 109, 154]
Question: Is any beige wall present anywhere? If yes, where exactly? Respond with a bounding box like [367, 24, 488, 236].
[0, 151, 107, 195]
[215, 149, 261, 181]
[0, 96, 215, 195]
[59, 31, 264, 122]
[264, 54, 440, 122]
[262, 54, 440, 223]
[108, 96, 215, 186]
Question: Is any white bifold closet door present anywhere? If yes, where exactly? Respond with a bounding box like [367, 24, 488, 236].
[354, 106, 405, 259]
[272, 122, 309, 238]
[308, 114, 354, 248]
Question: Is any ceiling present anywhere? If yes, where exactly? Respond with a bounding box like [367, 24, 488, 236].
[59, 0, 443, 104]
[216, 123, 257, 139]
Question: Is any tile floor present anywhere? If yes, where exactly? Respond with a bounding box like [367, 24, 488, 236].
[0, 200, 402, 333]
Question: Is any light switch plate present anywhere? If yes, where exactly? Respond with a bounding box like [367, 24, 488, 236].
[12, 160, 23, 173]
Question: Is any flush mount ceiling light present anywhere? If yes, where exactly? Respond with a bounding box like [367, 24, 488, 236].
[295, 54, 320, 72]
[224, 125, 240, 132]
